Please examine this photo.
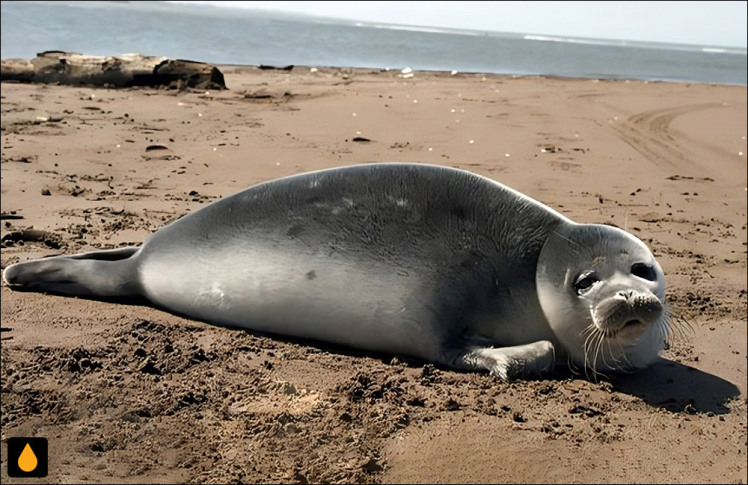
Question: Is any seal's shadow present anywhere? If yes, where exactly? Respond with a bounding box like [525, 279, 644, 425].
[284, 333, 741, 416]
[234, 320, 741, 415]
[605, 357, 740, 415]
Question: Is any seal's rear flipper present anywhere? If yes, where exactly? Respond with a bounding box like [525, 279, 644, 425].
[3, 247, 142, 298]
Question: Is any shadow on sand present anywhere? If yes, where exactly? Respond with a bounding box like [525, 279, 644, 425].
[4, 290, 740, 415]
[608, 357, 740, 415]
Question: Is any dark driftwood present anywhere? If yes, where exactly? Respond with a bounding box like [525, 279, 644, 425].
[0, 51, 226, 89]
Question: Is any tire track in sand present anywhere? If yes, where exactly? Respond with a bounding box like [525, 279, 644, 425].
[610, 103, 721, 171]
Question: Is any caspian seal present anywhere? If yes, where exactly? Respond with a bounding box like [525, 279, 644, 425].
[2, 163, 671, 379]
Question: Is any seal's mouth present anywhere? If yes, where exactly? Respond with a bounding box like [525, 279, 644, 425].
[624, 319, 642, 328]
[598, 318, 646, 339]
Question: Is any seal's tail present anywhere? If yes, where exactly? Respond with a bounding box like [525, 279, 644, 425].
[3, 247, 142, 298]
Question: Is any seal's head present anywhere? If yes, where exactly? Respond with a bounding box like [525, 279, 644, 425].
[536, 222, 670, 377]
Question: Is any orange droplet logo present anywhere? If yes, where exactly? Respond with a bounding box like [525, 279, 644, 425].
[18, 443, 38, 472]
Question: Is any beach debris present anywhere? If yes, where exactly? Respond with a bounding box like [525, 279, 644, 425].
[259, 64, 294, 71]
[143, 144, 179, 161]
[0, 211, 24, 220]
[242, 90, 274, 100]
[399, 67, 414, 79]
[30, 114, 63, 123]
[1, 51, 226, 89]
[665, 175, 715, 182]
[351, 137, 371, 143]
[1, 228, 62, 249]
[3, 155, 37, 164]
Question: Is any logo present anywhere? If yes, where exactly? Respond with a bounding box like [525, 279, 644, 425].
[7, 437, 48, 477]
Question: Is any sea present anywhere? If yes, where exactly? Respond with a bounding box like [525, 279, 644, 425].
[1, 0, 746, 85]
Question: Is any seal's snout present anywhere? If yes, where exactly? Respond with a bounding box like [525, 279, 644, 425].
[615, 289, 663, 315]
[593, 288, 664, 336]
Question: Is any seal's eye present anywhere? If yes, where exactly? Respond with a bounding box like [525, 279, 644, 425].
[574, 271, 598, 295]
[631, 263, 657, 281]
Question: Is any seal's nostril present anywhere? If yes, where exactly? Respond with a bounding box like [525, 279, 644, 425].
[618, 289, 635, 300]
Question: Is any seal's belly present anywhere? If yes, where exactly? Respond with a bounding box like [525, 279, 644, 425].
[138, 243, 443, 359]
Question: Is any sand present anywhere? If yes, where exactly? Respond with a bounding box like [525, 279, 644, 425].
[1, 66, 746, 484]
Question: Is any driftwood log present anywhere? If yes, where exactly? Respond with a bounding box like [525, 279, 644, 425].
[0, 51, 226, 89]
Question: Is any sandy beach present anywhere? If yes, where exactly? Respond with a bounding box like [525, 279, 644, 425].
[1, 66, 746, 484]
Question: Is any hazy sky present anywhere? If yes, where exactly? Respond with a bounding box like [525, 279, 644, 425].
[179, 1, 747, 48]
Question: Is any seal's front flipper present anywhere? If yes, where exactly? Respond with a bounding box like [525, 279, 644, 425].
[446, 340, 556, 380]
[3, 247, 142, 298]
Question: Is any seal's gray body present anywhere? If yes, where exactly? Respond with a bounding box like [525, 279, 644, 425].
[147, 163, 560, 356]
[3, 163, 669, 378]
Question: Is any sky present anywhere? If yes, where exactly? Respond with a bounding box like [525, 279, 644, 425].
[175, 1, 747, 48]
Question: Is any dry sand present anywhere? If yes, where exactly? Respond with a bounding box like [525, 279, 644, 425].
[1, 66, 746, 484]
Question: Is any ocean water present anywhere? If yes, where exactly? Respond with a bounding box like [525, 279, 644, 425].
[1, 1, 746, 85]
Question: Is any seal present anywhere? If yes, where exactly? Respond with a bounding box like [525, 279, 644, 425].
[2, 163, 671, 379]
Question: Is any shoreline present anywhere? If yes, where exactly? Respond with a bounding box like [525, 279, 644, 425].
[156, 61, 748, 87]
[3, 47, 746, 86]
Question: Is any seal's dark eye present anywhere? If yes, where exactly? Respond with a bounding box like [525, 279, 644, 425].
[631, 263, 657, 281]
[574, 271, 598, 295]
